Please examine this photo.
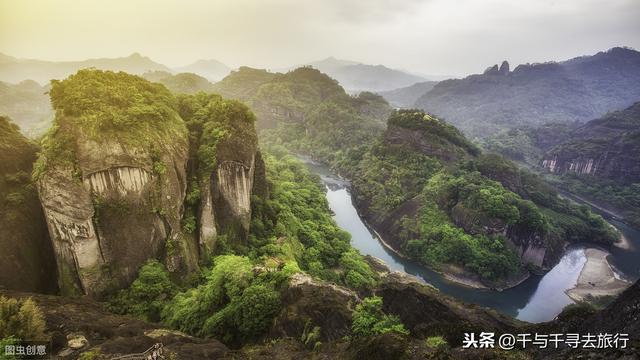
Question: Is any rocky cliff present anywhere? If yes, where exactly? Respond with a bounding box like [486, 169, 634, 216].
[176, 93, 264, 256]
[541, 101, 640, 183]
[34, 70, 197, 297]
[0, 116, 57, 293]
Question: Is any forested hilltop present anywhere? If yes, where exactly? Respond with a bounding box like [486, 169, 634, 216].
[347, 111, 617, 288]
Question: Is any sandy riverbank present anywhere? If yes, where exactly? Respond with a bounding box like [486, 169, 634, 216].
[565, 248, 630, 302]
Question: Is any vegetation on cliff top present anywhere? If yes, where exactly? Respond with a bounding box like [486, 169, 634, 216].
[33, 69, 187, 180]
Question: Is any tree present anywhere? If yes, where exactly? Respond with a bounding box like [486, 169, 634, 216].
[351, 296, 408, 337]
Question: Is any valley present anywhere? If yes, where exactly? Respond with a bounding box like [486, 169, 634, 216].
[1, 33, 639, 359]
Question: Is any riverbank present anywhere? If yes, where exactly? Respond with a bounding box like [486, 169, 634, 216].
[613, 228, 633, 250]
[565, 248, 631, 303]
[360, 212, 538, 291]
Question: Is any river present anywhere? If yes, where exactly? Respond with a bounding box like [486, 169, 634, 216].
[302, 158, 640, 323]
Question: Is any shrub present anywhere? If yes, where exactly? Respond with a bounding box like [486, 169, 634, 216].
[351, 296, 408, 337]
[108, 260, 178, 322]
[425, 336, 448, 349]
[0, 296, 46, 340]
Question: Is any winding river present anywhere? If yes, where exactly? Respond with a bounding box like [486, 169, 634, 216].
[302, 158, 640, 323]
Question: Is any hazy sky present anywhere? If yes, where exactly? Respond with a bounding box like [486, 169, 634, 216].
[1, 0, 639, 76]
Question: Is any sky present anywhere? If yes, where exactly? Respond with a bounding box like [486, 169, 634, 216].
[1, 0, 639, 77]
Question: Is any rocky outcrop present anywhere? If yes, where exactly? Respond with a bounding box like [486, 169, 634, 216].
[0, 290, 230, 360]
[269, 273, 359, 342]
[483, 61, 510, 76]
[499, 60, 510, 75]
[32, 70, 204, 298]
[196, 109, 263, 253]
[375, 272, 522, 345]
[38, 134, 195, 297]
[483, 64, 499, 75]
[383, 123, 471, 162]
[0, 117, 57, 293]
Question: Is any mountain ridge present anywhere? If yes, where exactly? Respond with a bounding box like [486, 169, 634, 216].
[415, 46, 640, 138]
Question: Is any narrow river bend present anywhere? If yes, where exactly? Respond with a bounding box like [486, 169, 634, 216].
[302, 158, 640, 323]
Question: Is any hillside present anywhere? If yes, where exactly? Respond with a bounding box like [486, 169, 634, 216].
[212, 66, 618, 288]
[481, 101, 640, 228]
[0, 71, 529, 358]
[347, 110, 617, 288]
[213, 66, 392, 162]
[540, 102, 640, 227]
[541, 102, 640, 183]
[378, 80, 438, 108]
[0, 68, 635, 360]
[0, 52, 170, 84]
[0, 80, 53, 136]
[301, 57, 426, 92]
[415, 47, 640, 138]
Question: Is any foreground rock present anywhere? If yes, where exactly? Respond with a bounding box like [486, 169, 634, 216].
[269, 273, 360, 342]
[0, 116, 57, 294]
[35, 71, 197, 297]
[0, 290, 229, 360]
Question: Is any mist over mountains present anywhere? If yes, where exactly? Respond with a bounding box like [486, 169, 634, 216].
[3, 47, 640, 143]
[0, 52, 170, 84]
[298, 57, 428, 92]
[0, 52, 430, 93]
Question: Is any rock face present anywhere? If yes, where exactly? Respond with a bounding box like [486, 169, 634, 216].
[541, 102, 640, 183]
[375, 273, 522, 345]
[0, 117, 57, 293]
[499, 60, 510, 74]
[269, 273, 359, 342]
[0, 290, 230, 360]
[38, 134, 194, 297]
[195, 100, 264, 254]
[35, 70, 198, 297]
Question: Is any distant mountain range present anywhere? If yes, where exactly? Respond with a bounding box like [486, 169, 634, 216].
[0, 52, 233, 85]
[414, 47, 640, 138]
[0, 52, 428, 93]
[295, 57, 428, 92]
[0, 53, 170, 84]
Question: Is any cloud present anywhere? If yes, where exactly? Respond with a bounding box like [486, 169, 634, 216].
[0, 0, 638, 76]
